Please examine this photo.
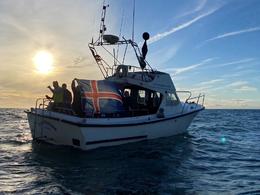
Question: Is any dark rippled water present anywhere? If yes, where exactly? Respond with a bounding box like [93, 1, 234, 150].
[0, 108, 260, 194]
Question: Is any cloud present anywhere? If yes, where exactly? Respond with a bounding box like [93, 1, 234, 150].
[177, 0, 207, 18]
[190, 85, 212, 93]
[169, 58, 214, 75]
[226, 81, 258, 92]
[0, 0, 110, 108]
[149, 45, 180, 68]
[200, 27, 260, 46]
[0, 15, 32, 38]
[213, 58, 255, 67]
[186, 79, 225, 93]
[198, 79, 224, 86]
[233, 86, 258, 92]
[221, 68, 260, 79]
[206, 98, 259, 109]
[65, 56, 89, 68]
[200, 58, 256, 72]
[149, 7, 221, 44]
[227, 81, 248, 87]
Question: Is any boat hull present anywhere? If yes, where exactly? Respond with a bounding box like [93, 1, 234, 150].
[26, 109, 202, 150]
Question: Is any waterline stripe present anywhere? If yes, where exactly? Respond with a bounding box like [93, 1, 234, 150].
[86, 135, 147, 145]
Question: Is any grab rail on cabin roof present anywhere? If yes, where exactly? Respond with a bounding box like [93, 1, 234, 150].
[105, 64, 152, 77]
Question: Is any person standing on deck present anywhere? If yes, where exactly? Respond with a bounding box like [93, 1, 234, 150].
[46, 81, 63, 110]
[71, 79, 84, 117]
[62, 83, 72, 108]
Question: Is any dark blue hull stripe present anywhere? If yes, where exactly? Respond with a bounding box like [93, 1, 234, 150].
[25, 107, 204, 127]
[86, 135, 147, 145]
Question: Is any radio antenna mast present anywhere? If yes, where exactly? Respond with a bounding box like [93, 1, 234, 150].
[132, 0, 136, 42]
[98, 1, 109, 43]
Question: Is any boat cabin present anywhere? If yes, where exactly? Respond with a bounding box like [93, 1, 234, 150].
[60, 66, 181, 118]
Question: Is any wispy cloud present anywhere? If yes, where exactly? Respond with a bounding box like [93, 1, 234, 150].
[0, 14, 30, 36]
[212, 58, 255, 68]
[198, 79, 224, 86]
[222, 58, 254, 67]
[234, 86, 258, 92]
[169, 58, 214, 75]
[206, 98, 258, 109]
[227, 81, 258, 92]
[65, 56, 88, 68]
[177, 0, 207, 18]
[199, 27, 260, 46]
[149, 7, 221, 44]
[220, 68, 260, 80]
[227, 81, 248, 87]
[149, 44, 180, 68]
[188, 78, 224, 93]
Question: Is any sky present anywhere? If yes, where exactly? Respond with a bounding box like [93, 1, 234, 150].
[0, 0, 260, 109]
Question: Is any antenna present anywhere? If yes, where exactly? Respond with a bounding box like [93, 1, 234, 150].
[132, 0, 136, 42]
[116, 7, 125, 60]
[98, 1, 109, 43]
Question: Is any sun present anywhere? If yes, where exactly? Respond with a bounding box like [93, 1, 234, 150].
[33, 50, 54, 74]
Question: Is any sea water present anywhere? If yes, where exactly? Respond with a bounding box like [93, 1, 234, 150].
[0, 108, 259, 194]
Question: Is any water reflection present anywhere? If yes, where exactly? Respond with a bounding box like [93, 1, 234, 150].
[2, 109, 260, 194]
[27, 135, 194, 194]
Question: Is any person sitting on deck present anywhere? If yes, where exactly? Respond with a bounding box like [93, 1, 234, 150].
[46, 81, 63, 111]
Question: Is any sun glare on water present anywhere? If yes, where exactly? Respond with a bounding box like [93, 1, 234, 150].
[33, 50, 54, 74]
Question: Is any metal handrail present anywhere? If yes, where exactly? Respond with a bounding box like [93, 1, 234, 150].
[35, 98, 52, 111]
[176, 91, 192, 102]
[32, 98, 52, 140]
[176, 91, 205, 114]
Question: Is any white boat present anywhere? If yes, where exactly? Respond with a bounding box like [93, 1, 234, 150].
[26, 4, 205, 150]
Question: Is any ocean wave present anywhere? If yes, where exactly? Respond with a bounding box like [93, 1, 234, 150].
[0, 109, 260, 194]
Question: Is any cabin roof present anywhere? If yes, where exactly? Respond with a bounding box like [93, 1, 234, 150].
[106, 70, 176, 93]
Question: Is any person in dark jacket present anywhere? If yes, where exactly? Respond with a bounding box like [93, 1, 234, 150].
[71, 79, 84, 117]
[46, 81, 63, 111]
[62, 83, 72, 108]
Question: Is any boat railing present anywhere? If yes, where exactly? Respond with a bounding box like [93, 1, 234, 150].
[35, 98, 51, 111]
[176, 91, 192, 102]
[31, 98, 52, 139]
[105, 64, 155, 82]
[176, 91, 205, 113]
[34, 98, 74, 115]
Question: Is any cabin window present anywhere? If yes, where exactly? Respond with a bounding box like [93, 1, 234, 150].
[123, 88, 131, 95]
[152, 92, 161, 108]
[137, 90, 146, 104]
[138, 90, 145, 98]
[122, 86, 162, 116]
[166, 93, 179, 105]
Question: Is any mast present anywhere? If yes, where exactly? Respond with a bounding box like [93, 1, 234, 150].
[97, 2, 109, 44]
[132, 0, 136, 42]
[89, 2, 153, 79]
